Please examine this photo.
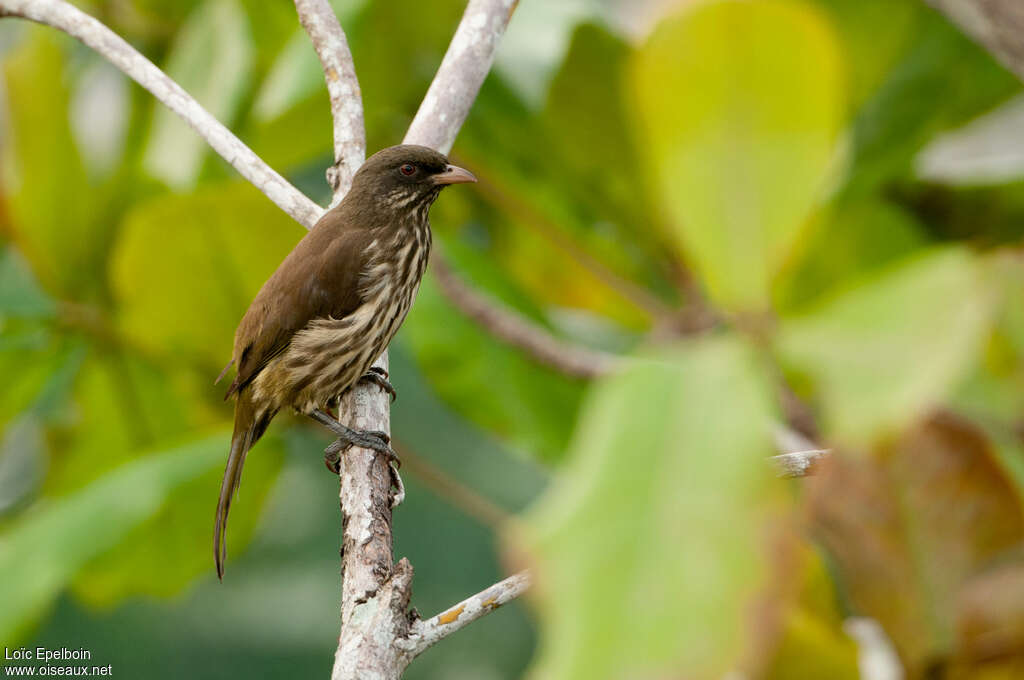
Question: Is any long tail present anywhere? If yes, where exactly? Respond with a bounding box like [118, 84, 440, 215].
[215, 389, 273, 580]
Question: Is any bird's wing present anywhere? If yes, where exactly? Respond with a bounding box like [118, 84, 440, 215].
[224, 220, 373, 399]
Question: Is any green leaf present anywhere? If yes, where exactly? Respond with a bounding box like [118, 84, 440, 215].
[810, 0, 920, 108]
[774, 197, 926, 311]
[0, 247, 56, 319]
[142, 0, 254, 189]
[2, 32, 102, 298]
[778, 247, 997, 443]
[0, 417, 46, 516]
[251, 30, 327, 122]
[0, 435, 227, 642]
[455, 75, 669, 329]
[110, 181, 303, 365]
[843, 9, 1021, 195]
[542, 23, 642, 229]
[517, 337, 784, 679]
[631, 0, 844, 311]
[72, 431, 282, 605]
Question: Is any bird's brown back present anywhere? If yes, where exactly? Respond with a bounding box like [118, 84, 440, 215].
[225, 206, 374, 399]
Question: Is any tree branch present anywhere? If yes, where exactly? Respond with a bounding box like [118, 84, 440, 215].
[293, 0, 365, 202]
[0, 0, 324, 229]
[403, 0, 519, 154]
[431, 252, 620, 379]
[925, 0, 1024, 81]
[404, 570, 533, 657]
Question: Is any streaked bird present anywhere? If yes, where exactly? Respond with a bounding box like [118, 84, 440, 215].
[214, 145, 476, 579]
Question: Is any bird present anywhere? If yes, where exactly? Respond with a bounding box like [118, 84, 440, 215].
[213, 144, 476, 579]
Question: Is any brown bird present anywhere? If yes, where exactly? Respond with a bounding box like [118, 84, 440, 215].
[214, 144, 476, 579]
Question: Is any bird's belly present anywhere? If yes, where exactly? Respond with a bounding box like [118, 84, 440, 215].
[252, 283, 419, 414]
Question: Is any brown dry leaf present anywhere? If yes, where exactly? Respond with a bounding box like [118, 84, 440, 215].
[950, 556, 1024, 678]
[807, 411, 1024, 677]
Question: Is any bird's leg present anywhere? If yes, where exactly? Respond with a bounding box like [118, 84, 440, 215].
[310, 408, 399, 474]
[357, 366, 397, 403]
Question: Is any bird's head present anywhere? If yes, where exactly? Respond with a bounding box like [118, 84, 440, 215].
[350, 145, 476, 215]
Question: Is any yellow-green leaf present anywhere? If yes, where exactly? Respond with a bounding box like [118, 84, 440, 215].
[516, 337, 783, 679]
[779, 247, 997, 443]
[631, 0, 844, 311]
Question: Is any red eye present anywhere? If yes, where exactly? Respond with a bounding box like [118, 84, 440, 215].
[400, 164, 416, 176]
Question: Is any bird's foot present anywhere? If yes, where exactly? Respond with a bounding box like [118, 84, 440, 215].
[358, 367, 397, 402]
[322, 430, 404, 506]
[310, 408, 402, 505]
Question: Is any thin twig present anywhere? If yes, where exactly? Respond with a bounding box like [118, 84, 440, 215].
[404, 570, 532, 657]
[772, 425, 829, 477]
[403, 0, 519, 154]
[293, 0, 365, 201]
[432, 252, 620, 379]
[0, 0, 324, 229]
[394, 439, 512, 530]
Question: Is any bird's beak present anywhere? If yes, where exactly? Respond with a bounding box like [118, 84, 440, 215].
[433, 164, 477, 185]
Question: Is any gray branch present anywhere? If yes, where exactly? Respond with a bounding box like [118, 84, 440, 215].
[403, 0, 519, 154]
[926, 0, 1024, 81]
[288, 0, 527, 677]
[404, 570, 532, 656]
[0, 0, 324, 229]
[293, 0, 365, 202]
[432, 252, 620, 379]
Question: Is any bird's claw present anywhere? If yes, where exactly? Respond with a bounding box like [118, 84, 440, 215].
[358, 369, 397, 403]
[322, 429, 400, 475]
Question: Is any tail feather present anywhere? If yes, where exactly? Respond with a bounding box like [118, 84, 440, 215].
[215, 390, 273, 580]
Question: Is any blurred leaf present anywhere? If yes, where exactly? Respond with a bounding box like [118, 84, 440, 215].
[778, 247, 997, 443]
[844, 9, 1021, 195]
[517, 337, 785, 679]
[246, 92, 333, 175]
[2, 32, 102, 298]
[45, 351, 193, 495]
[72, 430, 282, 605]
[110, 181, 303, 365]
[493, 0, 594, 107]
[774, 197, 926, 311]
[955, 557, 1024, 673]
[404, 242, 585, 463]
[251, 30, 327, 123]
[760, 545, 860, 680]
[0, 417, 46, 516]
[70, 59, 129, 179]
[807, 413, 1024, 675]
[810, 0, 919, 108]
[955, 251, 1024, 424]
[456, 76, 668, 329]
[0, 247, 56, 319]
[0, 340, 85, 431]
[631, 0, 844, 311]
[543, 23, 644, 231]
[0, 434, 228, 642]
[142, 0, 253, 189]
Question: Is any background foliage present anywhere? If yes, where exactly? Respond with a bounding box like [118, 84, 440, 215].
[2, 0, 1023, 678]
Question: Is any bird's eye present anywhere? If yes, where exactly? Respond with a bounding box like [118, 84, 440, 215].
[399, 164, 417, 176]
